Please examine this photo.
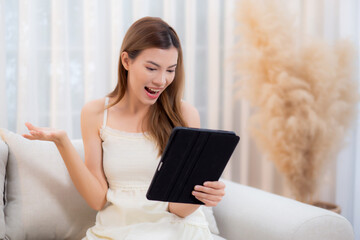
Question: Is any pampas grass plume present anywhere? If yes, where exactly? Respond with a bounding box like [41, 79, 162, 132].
[236, 0, 359, 203]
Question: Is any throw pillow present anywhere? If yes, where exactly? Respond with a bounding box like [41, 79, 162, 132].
[0, 128, 97, 240]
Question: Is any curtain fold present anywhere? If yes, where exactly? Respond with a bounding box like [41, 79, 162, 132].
[162, 0, 176, 26]
[222, 0, 235, 179]
[83, 0, 111, 103]
[335, 0, 360, 238]
[110, 0, 123, 90]
[50, 0, 73, 137]
[207, 0, 220, 129]
[17, 0, 40, 133]
[0, 0, 6, 128]
[184, 0, 196, 106]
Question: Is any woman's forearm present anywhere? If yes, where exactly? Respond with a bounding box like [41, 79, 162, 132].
[168, 202, 201, 218]
[54, 134, 107, 211]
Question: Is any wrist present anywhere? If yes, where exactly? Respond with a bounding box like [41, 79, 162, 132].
[168, 202, 200, 218]
[53, 130, 68, 146]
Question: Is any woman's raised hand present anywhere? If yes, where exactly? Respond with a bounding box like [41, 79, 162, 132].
[22, 122, 67, 143]
[192, 181, 226, 207]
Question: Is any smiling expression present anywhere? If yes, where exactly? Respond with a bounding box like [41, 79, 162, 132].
[122, 47, 178, 106]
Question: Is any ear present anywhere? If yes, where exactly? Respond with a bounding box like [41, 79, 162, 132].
[121, 51, 130, 71]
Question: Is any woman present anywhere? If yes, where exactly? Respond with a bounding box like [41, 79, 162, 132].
[23, 17, 225, 240]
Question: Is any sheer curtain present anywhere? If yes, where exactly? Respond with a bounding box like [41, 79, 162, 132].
[1, 0, 359, 238]
[288, 1, 360, 238]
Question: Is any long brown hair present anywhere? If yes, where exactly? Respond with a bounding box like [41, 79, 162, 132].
[106, 17, 187, 156]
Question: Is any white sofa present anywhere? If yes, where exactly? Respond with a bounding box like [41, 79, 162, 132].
[0, 128, 354, 240]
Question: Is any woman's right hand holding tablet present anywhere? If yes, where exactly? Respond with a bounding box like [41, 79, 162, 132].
[22, 122, 67, 144]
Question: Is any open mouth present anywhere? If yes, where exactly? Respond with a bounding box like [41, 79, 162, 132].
[144, 86, 160, 95]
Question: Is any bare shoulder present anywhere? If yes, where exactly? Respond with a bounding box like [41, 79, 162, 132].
[82, 98, 106, 115]
[180, 100, 201, 128]
[81, 97, 107, 132]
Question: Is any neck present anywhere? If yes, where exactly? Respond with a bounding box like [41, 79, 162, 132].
[116, 92, 151, 116]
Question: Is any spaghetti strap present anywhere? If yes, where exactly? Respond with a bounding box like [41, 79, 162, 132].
[102, 97, 109, 129]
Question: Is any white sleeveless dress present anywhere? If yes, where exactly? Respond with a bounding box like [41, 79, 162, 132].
[82, 97, 213, 240]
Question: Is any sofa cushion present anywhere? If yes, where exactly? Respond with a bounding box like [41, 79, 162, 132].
[0, 136, 8, 239]
[0, 128, 97, 240]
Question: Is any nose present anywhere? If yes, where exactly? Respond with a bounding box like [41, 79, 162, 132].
[153, 72, 167, 87]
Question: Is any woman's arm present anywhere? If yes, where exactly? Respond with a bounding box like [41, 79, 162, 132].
[168, 101, 226, 218]
[53, 133, 108, 211]
[23, 99, 108, 211]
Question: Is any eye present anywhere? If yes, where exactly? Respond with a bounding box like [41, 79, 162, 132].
[146, 67, 156, 71]
[167, 69, 175, 73]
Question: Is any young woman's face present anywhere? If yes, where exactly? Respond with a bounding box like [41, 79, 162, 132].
[123, 47, 178, 106]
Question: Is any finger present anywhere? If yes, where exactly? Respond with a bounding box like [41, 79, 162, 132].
[27, 130, 45, 140]
[27, 123, 44, 133]
[33, 130, 48, 139]
[203, 181, 226, 190]
[192, 191, 223, 202]
[30, 130, 40, 135]
[195, 197, 218, 207]
[25, 122, 37, 131]
[194, 185, 225, 196]
[22, 133, 37, 140]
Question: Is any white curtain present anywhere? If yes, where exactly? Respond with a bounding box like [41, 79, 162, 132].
[1, 0, 359, 238]
[289, 1, 360, 238]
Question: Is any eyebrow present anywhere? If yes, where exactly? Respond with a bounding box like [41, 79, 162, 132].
[146, 61, 177, 68]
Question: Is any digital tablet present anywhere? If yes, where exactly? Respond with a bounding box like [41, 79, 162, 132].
[146, 127, 240, 204]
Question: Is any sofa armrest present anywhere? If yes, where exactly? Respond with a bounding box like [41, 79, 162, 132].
[213, 179, 354, 240]
[0, 137, 8, 238]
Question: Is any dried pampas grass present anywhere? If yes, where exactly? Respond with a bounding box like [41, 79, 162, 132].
[235, 0, 359, 203]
